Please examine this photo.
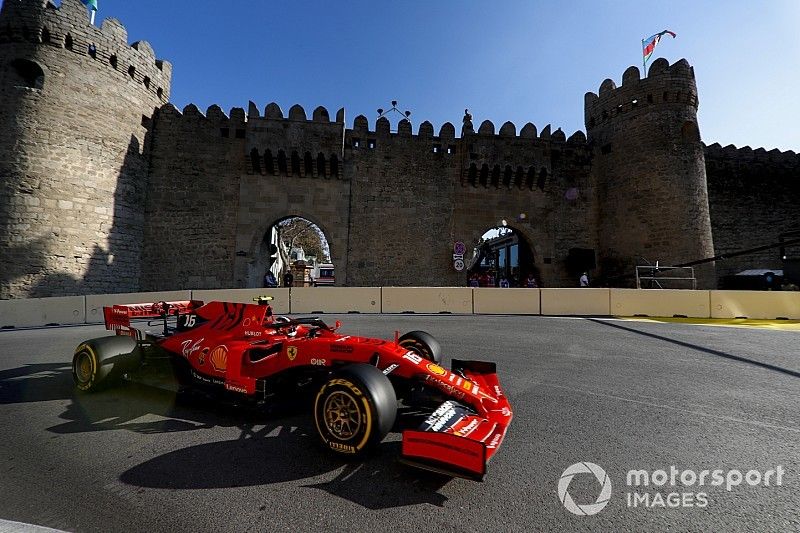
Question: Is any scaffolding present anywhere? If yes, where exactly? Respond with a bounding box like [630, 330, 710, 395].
[635, 263, 697, 289]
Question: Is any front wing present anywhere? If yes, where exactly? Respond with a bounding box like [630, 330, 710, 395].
[400, 360, 512, 481]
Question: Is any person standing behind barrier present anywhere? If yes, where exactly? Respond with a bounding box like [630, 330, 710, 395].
[579, 272, 590, 287]
[283, 270, 294, 289]
[499, 276, 510, 288]
[526, 273, 538, 288]
[468, 273, 480, 287]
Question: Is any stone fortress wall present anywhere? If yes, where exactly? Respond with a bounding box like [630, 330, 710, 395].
[585, 58, 716, 287]
[704, 143, 800, 280]
[0, 0, 170, 298]
[0, 0, 797, 297]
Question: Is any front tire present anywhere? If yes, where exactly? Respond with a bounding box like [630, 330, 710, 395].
[314, 364, 397, 456]
[398, 331, 442, 364]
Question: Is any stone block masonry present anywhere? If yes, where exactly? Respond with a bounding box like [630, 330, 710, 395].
[0, 1, 796, 297]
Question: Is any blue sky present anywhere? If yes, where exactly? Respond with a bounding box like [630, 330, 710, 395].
[21, 0, 800, 151]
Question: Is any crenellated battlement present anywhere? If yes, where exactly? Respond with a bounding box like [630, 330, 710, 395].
[0, 0, 171, 101]
[335, 112, 589, 194]
[157, 97, 589, 158]
[346, 114, 585, 145]
[704, 142, 799, 166]
[246, 102, 346, 124]
[159, 101, 350, 180]
[704, 142, 800, 190]
[584, 58, 697, 131]
[157, 102, 246, 129]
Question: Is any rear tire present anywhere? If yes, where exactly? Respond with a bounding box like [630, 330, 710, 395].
[314, 364, 397, 456]
[72, 336, 140, 393]
[398, 331, 442, 364]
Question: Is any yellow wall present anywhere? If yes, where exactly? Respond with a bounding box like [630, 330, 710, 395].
[541, 288, 610, 315]
[381, 287, 473, 314]
[5, 287, 800, 328]
[289, 287, 381, 314]
[610, 289, 711, 318]
[473, 288, 539, 314]
[711, 290, 800, 319]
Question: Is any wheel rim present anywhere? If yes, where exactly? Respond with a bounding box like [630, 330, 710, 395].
[323, 391, 361, 440]
[401, 340, 431, 360]
[75, 351, 93, 384]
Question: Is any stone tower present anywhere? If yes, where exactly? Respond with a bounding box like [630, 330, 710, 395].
[585, 58, 716, 287]
[0, 0, 171, 298]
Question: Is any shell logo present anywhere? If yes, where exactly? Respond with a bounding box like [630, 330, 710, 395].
[287, 346, 298, 361]
[427, 363, 447, 376]
[209, 345, 228, 372]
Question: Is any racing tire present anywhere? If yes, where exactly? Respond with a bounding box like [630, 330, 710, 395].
[72, 336, 141, 393]
[398, 331, 442, 364]
[314, 364, 397, 456]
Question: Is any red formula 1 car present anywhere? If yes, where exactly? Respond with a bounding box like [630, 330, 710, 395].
[72, 297, 512, 480]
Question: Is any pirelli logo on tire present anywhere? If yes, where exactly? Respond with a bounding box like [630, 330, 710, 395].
[329, 378, 364, 397]
[329, 442, 357, 453]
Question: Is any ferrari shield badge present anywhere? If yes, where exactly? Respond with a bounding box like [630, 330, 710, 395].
[287, 346, 298, 361]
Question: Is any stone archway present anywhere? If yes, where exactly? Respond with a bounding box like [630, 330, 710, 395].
[243, 215, 335, 289]
[465, 224, 538, 287]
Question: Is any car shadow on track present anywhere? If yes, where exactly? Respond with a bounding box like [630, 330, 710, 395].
[113, 398, 451, 509]
[0, 362, 75, 405]
[589, 319, 800, 378]
[120, 432, 450, 509]
[0, 363, 451, 509]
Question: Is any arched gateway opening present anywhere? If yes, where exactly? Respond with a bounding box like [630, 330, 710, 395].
[466, 225, 537, 287]
[248, 216, 334, 288]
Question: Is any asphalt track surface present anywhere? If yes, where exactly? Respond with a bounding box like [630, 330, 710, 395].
[0, 315, 798, 532]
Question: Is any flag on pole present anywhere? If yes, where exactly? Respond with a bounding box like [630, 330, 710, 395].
[642, 30, 676, 69]
[82, 0, 98, 24]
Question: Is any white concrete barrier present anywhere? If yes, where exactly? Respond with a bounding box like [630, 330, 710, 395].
[710, 290, 800, 319]
[85, 290, 193, 323]
[290, 287, 381, 314]
[610, 289, 711, 318]
[540, 288, 610, 316]
[473, 288, 540, 314]
[0, 296, 86, 328]
[191, 288, 290, 314]
[381, 287, 473, 314]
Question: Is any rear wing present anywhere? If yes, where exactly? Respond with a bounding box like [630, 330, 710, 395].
[103, 300, 203, 336]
